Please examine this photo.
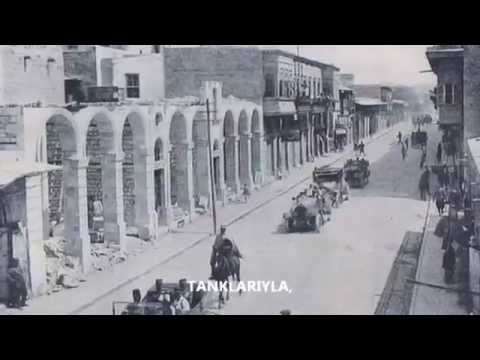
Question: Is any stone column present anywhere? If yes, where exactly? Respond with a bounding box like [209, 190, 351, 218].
[24, 175, 47, 296]
[63, 157, 90, 273]
[270, 138, 277, 178]
[290, 141, 297, 168]
[134, 147, 156, 240]
[239, 134, 253, 189]
[171, 143, 194, 219]
[40, 172, 50, 240]
[193, 140, 211, 199]
[164, 157, 174, 226]
[299, 132, 304, 165]
[225, 136, 240, 193]
[217, 144, 226, 203]
[276, 136, 283, 174]
[251, 133, 262, 184]
[305, 131, 310, 162]
[102, 153, 126, 252]
[284, 138, 289, 172]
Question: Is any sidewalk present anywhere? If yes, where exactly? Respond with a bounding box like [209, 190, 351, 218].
[409, 205, 470, 315]
[1, 123, 399, 315]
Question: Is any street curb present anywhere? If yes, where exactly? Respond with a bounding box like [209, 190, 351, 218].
[69, 124, 400, 315]
[408, 196, 433, 315]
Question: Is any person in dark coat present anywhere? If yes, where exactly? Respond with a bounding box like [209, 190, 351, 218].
[436, 142, 443, 164]
[420, 149, 427, 169]
[401, 143, 407, 160]
[6, 258, 28, 309]
[359, 141, 365, 156]
[405, 138, 409, 150]
[398, 131, 402, 144]
[419, 168, 431, 201]
[434, 187, 447, 216]
[442, 244, 456, 283]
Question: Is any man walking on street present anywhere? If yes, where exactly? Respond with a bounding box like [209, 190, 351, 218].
[398, 131, 402, 144]
[437, 142, 443, 164]
[419, 167, 431, 201]
[443, 243, 456, 284]
[434, 187, 447, 216]
[420, 148, 427, 169]
[401, 142, 407, 160]
[359, 141, 365, 156]
[405, 138, 409, 150]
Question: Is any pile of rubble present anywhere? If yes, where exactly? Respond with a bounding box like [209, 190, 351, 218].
[90, 244, 127, 271]
[44, 237, 85, 294]
[44, 232, 154, 294]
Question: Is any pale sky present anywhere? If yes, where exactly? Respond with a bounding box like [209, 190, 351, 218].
[170, 45, 435, 87]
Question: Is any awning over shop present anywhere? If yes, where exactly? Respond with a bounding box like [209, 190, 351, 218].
[0, 161, 61, 189]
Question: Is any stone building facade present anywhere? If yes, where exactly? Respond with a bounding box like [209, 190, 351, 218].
[18, 80, 261, 278]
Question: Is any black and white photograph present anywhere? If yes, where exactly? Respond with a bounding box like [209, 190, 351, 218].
[0, 44, 477, 316]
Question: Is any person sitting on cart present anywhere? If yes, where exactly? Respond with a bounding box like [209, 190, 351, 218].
[126, 289, 145, 315]
[159, 291, 176, 315]
[173, 288, 191, 315]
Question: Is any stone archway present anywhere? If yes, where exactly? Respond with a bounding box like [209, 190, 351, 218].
[223, 111, 239, 193]
[238, 110, 252, 189]
[121, 111, 153, 240]
[85, 112, 124, 249]
[169, 111, 192, 214]
[251, 109, 262, 185]
[44, 113, 91, 271]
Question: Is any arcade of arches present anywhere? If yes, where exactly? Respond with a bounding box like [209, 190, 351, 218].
[38, 104, 263, 274]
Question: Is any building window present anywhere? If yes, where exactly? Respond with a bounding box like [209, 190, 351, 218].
[47, 58, 55, 77]
[444, 84, 456, 105]
[265, 74, 275, 97]
[155, 113, 163, 126]
[125, 73, 140, 98]
[154, 139, 164, 161]
[23, 56, 31, 72]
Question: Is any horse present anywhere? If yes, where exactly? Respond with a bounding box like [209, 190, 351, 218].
[212, 239, 242, 309]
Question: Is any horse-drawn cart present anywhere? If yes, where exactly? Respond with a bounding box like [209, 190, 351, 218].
[313, 166, 349, 205]
[344, 158, 370, 188]
[112, 279, 219, 315]
[411, 129, 428, 149]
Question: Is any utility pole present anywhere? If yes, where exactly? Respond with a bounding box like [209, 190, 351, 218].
[206, 99, 217, 235]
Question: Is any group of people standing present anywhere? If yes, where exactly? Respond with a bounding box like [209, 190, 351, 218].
[126, 279, 192, 315]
